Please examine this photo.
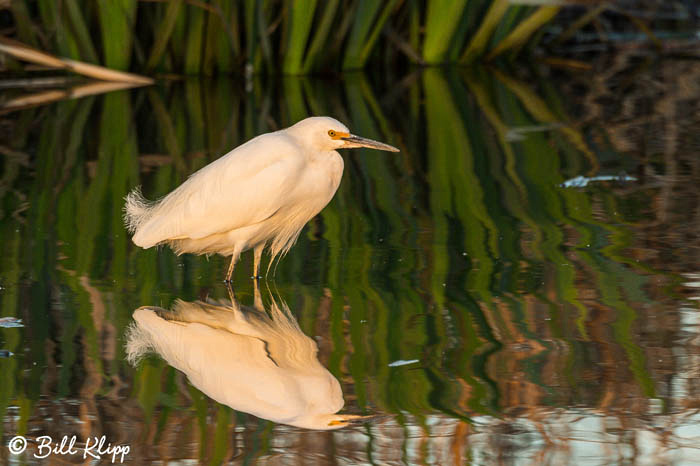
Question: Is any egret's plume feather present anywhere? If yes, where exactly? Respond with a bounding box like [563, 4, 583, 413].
[125, 321, 154, 365]
[124, 187, 154, 233]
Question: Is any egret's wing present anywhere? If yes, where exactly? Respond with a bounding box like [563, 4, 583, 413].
[132, 133, 304, 247]
[129, 308, 302, 421]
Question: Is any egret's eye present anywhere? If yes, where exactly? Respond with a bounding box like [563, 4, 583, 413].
[328, 130, 336, 138]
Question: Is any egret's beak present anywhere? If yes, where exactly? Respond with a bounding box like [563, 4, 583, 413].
[328, 414, 377, 427]
[342, 134, 399, 152]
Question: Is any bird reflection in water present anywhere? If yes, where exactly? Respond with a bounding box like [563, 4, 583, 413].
[125, 290, 366, 430]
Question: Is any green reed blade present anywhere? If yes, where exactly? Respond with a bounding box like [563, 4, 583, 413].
[148, 89, 187, 181]
[489, 4, 526, 46]
[146, 0, 183, 71]
[162, 4, 186, 70]
[10, 0, 38, 48]
[204, 3, 221, 75]
[409, 0, 421, 51]
[493, 76, 591, 339]
[493, 70, 598, 171]
[135, 363, 167, 421]
[215, 0, 238, 72]
[184, 80, 206, 160]
[553, 3, 606, 45]
[257, 0, 274, 69]
[282, 0, 318, 74]
[488, 6, 560, 59]
[282, 77, 308, 122]
[243, 0, 258, 71]
[37, 0, 81, 59]
[211, 406, 232, 465]
[302, 0, 340, 73]
[342, 0, 398, 70]
[64, 0, 98, 63]
[185, 4, 206, 74]
[97, 0, 136, 69]
[446, 1, 479, 61]
[56, 98, 96, 271]
[358, 0, 399, 68]
[423, 70, 508, 416]
[460, 0, 509, 64]
[422, 0, 469, 64]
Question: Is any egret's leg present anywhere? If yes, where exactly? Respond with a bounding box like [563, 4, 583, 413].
[226, 281, 235, 304]
[253, 278, 263, 311]
[252, 245, 263, 279]
[225, 257, 235, 283]
[225, 252, 240, 283]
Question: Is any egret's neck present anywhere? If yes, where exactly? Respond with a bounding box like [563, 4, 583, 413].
[309, 149, 341, 164]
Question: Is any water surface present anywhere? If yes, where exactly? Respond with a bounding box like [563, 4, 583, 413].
[1, 57, 700, 464]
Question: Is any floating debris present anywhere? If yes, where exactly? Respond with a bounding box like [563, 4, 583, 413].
[505, 123, 565, 142]
[388, 359, 420, 367]
[0, 349, 13, 358]
[0, 317, 23, 328]
[560, 174, 637, 188]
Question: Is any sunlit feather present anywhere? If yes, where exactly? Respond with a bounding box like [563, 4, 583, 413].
[124, 116, 398, 280]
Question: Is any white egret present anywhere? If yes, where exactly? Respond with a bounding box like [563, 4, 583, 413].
[126, 295, 366, 430]
[124, 116, 399, 281]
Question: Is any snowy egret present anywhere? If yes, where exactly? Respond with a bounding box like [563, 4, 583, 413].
[124, 116, 399, 281]
[126, 295, 366, 429]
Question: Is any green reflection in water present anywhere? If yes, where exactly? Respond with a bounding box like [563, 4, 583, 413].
[0, 66, 680, 463]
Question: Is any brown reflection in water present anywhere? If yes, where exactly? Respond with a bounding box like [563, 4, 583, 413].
[7, 278, 700, 465]
[567, 54, 700, 272]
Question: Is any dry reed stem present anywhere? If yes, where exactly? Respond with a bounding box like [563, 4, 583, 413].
[0, 37, 153, 85]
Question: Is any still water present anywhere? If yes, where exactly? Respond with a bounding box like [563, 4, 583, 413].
[1, 56, 700, 464]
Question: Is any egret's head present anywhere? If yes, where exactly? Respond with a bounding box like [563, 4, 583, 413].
[287, 116, 399, 153]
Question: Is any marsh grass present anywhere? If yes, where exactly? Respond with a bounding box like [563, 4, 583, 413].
[5, 0, 568, 75]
